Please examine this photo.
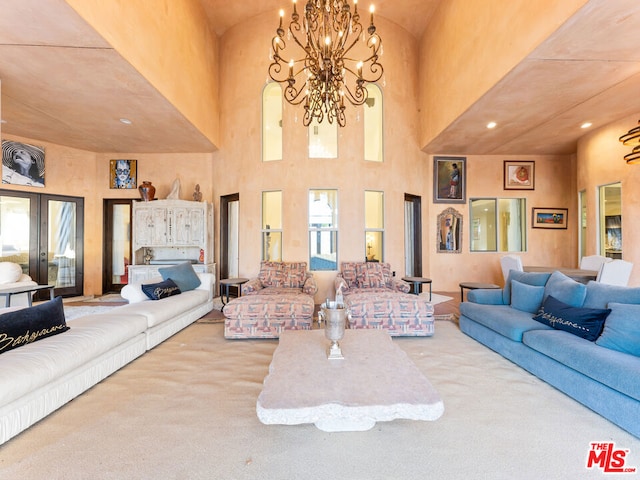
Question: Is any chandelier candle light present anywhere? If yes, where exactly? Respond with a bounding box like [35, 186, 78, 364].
[268, 0, 383, 126]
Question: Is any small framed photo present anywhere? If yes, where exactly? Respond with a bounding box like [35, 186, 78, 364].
[434, 156, 466, 204]
[532, 208, 568, 229]
[504, 160, 534, 190]
[110, 159, 137, 189]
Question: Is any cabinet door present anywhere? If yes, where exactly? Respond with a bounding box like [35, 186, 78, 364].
[134, 206, 168, 247]
[188, 207, 205, 245]
[133, 207, 153, 247]
[171, 207, 205, 245]
[150, 208, 169, 245]
[171, 207, 189, 245]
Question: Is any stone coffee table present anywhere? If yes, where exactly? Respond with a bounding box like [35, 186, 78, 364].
[256, 329, 444, 432]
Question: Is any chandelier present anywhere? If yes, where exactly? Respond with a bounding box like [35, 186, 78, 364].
[268, 0, 383, 126]
[619, 120, 640, 164]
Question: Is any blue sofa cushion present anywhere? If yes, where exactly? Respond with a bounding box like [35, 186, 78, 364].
[523, 329, 640, 402]
[142, 278, 181, 300]
[0, 296, 69, 354]
[511, 280, 545, 313]
[543, 271, 586, 307]
[467, 288, 505, 305]
[582, 282, 640, 309]
[502, 271, 551, 305]
[459, 302, 552, 342]
[532, 295, 610, 341]
[596, 303, 640, 357]
[158, 262, 201, 292]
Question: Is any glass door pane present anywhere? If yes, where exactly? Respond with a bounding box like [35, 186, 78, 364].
[0, 195, 31, 274]
[112, 204, 131, 286]
[49, 200, 77, 287]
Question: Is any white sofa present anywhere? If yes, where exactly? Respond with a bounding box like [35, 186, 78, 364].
[0, 272, 214, 445]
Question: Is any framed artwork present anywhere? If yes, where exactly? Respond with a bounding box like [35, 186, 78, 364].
[532, 207, 568, 229]
[1, 140, 45, 187]
[110, 159, 137, 189]
[437, 207, 463, 253]
[504, 160, 534, 190]
[434, 156, 466, 204]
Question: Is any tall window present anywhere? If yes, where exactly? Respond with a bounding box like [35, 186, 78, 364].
[308, 119, 338, 158]
[309, 189, 338, 270]
[599, 182, 622, 258]
[364, 84, 383, 162]
[262, 83, 282, 162]
[262, 191, 282, 261]
[365, 190, 384, 262]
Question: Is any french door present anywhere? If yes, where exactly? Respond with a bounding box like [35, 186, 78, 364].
[0, 189, 84, 298]
[103, 199, 132, 293]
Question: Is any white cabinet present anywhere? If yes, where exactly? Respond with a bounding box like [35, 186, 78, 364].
[130, 199, 215, 288]
[133, 202, 207, 249]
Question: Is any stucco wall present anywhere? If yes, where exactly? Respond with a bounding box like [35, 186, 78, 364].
[65, 0, 220, 148]
[577, 113, 640, 286]
[211, 12, 580, 296]
[428, 154, 578, 288]
[418, 0, 588, 149]
[2, 133, 214, 296]
[211, 14, 429, 301]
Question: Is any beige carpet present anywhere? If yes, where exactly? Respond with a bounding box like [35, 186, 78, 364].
[0, 322, 638, 480]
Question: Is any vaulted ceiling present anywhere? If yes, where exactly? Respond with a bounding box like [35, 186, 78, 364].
[1, 0, 639, 155]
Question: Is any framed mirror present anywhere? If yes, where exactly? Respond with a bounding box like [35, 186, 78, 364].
[437, 207, 462, 253]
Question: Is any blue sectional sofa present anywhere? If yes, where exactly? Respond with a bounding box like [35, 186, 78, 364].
[459, 270, 640, 438]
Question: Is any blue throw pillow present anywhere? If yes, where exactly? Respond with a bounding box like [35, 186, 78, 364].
[595, 303, 640, 356]
[543, 271, 586, 307]
[503, 270, 551, 305]
[142, 278, 181, 300]
[533, 295, 610, 341]
[158, 262, 201, 292]
[0, 296, 69, 354]
[510, 279, 545, 313]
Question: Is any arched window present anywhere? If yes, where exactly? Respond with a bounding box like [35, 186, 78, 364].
[262, 83, 282, 162]
[364, 84, 383, 162]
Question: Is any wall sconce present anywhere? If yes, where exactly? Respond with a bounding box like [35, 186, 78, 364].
[618, 120, 640, 164]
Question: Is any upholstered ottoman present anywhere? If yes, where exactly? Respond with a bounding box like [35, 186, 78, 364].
[344, 291, 435, 337]
[224, 293, 315, 339]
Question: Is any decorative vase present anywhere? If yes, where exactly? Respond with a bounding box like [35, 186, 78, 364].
[319, 303, 347, 360]
[138, 181, 156, 201]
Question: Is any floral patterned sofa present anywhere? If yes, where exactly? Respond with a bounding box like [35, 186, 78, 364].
[223, 261, 317, 339]
[335, 262, 434, 337]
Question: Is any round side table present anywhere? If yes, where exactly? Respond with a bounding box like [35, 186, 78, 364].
[402, 276, 433, 300]
[219, 278, 249, 307]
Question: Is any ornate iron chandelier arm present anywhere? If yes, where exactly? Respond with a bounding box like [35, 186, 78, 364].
[341, 81, 368, 106]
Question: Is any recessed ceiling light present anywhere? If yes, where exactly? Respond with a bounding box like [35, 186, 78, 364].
[581, 122, 592, 129]
[119, 118, 132, 125]
[486, 121, 497, 129]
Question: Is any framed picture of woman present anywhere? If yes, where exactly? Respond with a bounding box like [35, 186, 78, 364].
[433, 156, 466, 204]
[2, 140, 45, 187]
[110, 159, 137, 189]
